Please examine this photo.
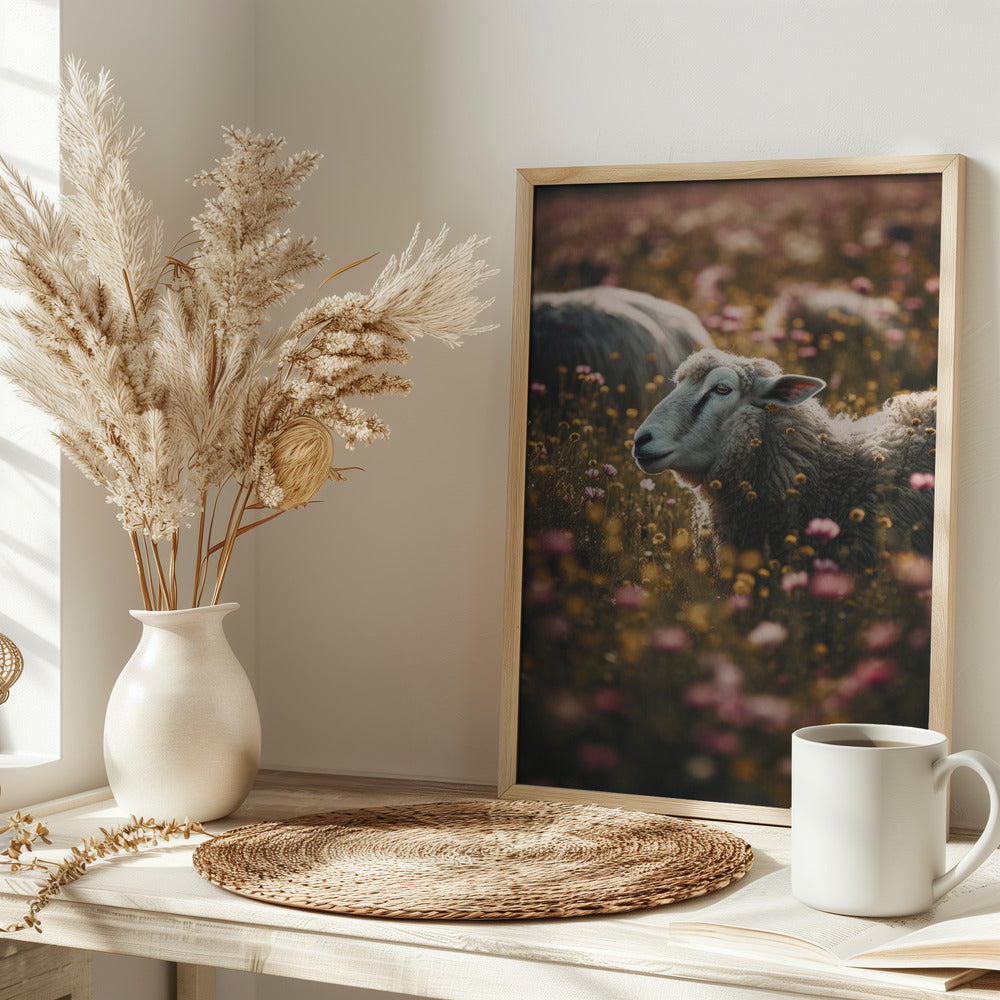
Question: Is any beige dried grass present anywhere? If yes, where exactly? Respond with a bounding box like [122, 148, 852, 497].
[0, 60, 496, 609]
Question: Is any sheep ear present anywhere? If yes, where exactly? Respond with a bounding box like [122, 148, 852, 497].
[754, 374, 826, 407]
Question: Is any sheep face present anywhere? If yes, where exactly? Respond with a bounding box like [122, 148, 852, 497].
[632, 363, 826, 482]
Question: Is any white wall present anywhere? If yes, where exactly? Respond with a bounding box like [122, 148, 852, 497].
[253, 0, 508, 783]
[0, 0, 61, 771]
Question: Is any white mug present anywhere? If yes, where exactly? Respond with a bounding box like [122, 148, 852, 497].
[791, 723, 1000, 917]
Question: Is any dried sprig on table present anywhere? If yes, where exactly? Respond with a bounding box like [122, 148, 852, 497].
[0, 810, 208, 933]
[0, 59, 496, 609]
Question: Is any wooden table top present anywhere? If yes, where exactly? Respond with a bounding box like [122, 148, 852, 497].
[2, 770, 999, 1000]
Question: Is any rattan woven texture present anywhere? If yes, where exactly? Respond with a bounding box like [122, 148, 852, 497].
[192, 799, 753, 920]
[0, 633, 23, 705]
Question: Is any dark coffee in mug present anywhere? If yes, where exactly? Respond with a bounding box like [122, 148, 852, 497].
[825, 738, 915, 748]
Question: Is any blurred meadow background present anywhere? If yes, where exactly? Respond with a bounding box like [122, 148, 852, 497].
[517, 173, 943, 808]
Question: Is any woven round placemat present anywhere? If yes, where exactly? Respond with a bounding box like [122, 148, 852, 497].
[192, 799, 753, 920]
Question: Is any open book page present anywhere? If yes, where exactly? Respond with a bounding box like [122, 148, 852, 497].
[850, 912, 1000, 969]
[671, 848, 1000, 966]
[670, 868, 909, 963]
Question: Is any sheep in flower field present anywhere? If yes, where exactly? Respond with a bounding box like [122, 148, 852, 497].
[631, 349, 937, 569]
[530, 286, 713, 407]
[762, 283, 899, 349]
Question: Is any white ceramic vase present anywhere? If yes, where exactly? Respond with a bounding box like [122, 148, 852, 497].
[103, 602, 261, 822]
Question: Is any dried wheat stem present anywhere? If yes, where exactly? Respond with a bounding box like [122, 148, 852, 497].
[203, 507, 289, 558]
[211, 485, 250, 605]
[307, 252, 379, 307]
[191, 494, 207, 608]
[122, 267, 140, 327]
[196, 484, 229, 607]
[168, 530, 178, 609]
[129, 531, 153, 611]
[149, 537, 170, 611]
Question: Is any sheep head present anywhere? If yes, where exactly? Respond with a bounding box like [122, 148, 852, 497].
[632, 350, 826, 482]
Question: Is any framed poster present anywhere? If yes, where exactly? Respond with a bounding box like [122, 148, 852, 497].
[499, 156, 965, 824]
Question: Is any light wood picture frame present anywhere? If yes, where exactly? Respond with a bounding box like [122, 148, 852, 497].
[500, 155, 965, 824]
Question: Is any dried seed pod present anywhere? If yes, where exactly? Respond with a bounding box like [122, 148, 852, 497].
[267, 417, 335, 510]
[0, 634, 23, 705]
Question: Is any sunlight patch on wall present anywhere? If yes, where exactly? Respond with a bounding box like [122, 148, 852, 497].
[0, 0, 60, 763]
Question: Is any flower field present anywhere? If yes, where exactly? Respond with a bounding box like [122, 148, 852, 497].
[516, 175, 943, 808]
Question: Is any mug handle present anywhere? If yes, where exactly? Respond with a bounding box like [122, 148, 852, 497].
[932, 750, 1000, 901]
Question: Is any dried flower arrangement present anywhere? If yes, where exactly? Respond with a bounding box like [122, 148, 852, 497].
[0, 61, 496, 609]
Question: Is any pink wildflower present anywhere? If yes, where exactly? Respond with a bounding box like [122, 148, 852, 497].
[698, 729, 742, 756]
[538, 529, 574, 555]
[593, 688, 624, 713]
[903, 296, 924, 311]
[651, 625, 690, 653]
[575, 364, 591, 374]
[806, 517, 840, 541]
[892, 553, 933, 589]
[781, 570, 808, 593]
[925, 275, 940, 294]
[583, 486, 605, 502]
[612, 585, 646, 610]
[683, 682, 718, 709]
[810, 570, 854, 601]
[719, 305, 746, 333]
[602, 463, 618, 477]
[578, 743, 620, 771]
[798, 345, 818, 359]
[540, 616, 572, 642]
[693, 264, 733, 303]
[639, 478, 655, 492]
[704, 653, 743, 690]
[909, 472, 935, 491]
[851, 276, 874, 295]
[747, 694, 793, 730]
[747, 621, 789, 648]
[585, 467, 601, 478]
[863, 620, 903, 651]
[716, 696, 753, 726]
[885, 327, 906, 347]
[525, 579, 556, 606]
[852, 657, 898, 687]
[530, 382, 547, 395]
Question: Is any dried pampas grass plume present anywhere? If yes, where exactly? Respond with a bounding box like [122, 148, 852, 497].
[267, 417, 335, 510]
[0, 60, 495, 609]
